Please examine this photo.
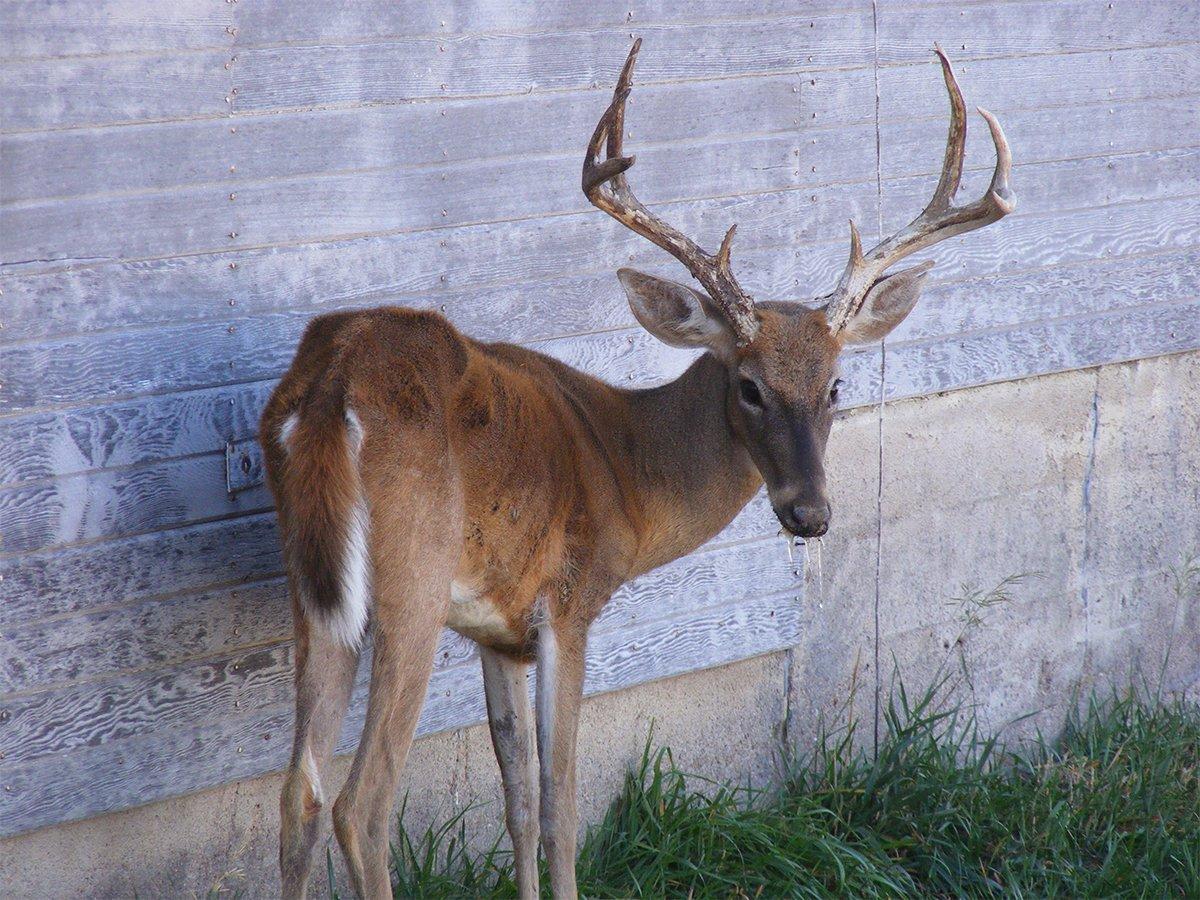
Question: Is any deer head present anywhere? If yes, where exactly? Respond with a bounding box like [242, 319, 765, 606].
[584, 39, 1014, 538]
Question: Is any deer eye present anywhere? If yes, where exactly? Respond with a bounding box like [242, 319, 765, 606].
[829, 378, 843, 406]
[739, 378, 764, 409]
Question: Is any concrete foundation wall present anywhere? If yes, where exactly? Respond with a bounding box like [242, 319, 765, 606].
[4, 349, 1196, 898]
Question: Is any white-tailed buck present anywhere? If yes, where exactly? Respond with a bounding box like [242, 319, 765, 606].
[263, 39, 1013, 899]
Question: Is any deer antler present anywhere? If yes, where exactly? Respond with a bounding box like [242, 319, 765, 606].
[824, 46, 1015, 334]
[583, 38, 760, 345]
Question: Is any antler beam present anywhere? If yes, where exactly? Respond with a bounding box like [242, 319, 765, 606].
[583, 38, 760, 345]
[824, 46, 1015, 333]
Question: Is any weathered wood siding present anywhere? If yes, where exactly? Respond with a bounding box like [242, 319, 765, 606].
[1, 1, 1197, 836]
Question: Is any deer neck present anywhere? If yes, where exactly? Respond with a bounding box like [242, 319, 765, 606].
[620, 352, 763, 573]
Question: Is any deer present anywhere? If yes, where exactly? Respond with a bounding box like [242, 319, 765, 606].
[261, 38, 1013, 900]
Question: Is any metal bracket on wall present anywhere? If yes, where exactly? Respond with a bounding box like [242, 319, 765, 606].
[225, 439, 265, 495]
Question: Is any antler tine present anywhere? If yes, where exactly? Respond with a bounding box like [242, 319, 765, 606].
[927, 44, 967, 214]
[582, 39, 760, 345]
[825, 47, 1016, 334]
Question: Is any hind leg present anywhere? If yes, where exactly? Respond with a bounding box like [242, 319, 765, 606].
[481, 646, 540, 899]
[332, 570, 449, 897]
[280, 590, 361, 899]
[332, 459, 460, 897]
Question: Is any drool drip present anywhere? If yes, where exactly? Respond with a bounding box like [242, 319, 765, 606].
[806, 536, 824, 609]
[779, 529, 825, 608]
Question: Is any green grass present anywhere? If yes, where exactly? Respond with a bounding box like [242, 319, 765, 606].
[367, 677, 1200, 899]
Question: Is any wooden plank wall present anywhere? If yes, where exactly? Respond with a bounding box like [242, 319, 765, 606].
[1, 0, 1197, 836]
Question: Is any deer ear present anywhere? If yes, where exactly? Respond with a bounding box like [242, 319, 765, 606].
[838, 261, 933, 345]
[617, 268, 736, 357]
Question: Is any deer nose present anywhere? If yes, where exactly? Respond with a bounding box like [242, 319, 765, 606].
[779, 501, 831, 539]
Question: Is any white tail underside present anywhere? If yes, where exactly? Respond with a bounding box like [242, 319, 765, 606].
[281, 408, 373, 650]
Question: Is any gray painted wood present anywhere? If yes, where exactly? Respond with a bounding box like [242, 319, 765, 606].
[0, 0, 231, 58]
[875, 0, 1200, 64]
[2, 0, 1199, 839]
[232, 1, 866, 47]
[1, 13, 873, 133]
[1, 126, 850, 270]
[231, 15, 874, 112]
[0, 49, 235, 133]
[1, 1, 862, 59]
[0, 381, 274, 487]
[0, 183, 876, 343]
[879, 44, 1200, 114]
[1, 74, 816, 205]
[0, 512, 282, 628]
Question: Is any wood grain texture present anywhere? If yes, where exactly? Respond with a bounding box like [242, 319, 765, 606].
[12, 39, 1194, 207]
[879, 44, 1200, 115]
[875, 0, 1200, 64]
[1, 73, 815, 205]
[0, 512, 282, 628]
[0, 0, 231, 59]
[0, 49, 235, 133]
[1, 11, 871, 133]
[232, 15, 873, 112]
[233, 1, 867, 47]
[2, 126, 841, 269]
[5, 144, 1197, 416]
[0, 181, 875, 344]
[0, 1, 865, 60]
[0, 451, 271, 554]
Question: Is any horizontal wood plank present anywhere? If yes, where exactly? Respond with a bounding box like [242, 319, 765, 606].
[883, 298, 1200, 403]
[0, 73, 816, 204]
[0, 451, 271, 554]
[11, 39, 1198, 207]
[0, 0, 230, 59]
[0, 512, 280, 628]
[0, 1, 865, 60]
[0, 183, 874, 344]
[880, 96, 1200, 184]
[233, 15, 874, 113]
[2, 125, 844, 269]
[0, 49, 234, 134]
[2, 14, 873, 133]
[233, 1, 867, 48]
[876, 0, 1200, 64]
[879, 44, 1200, 115]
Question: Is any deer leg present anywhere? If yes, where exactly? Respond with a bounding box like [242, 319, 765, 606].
[536, 621, 587, 900]
[330, 565, 449, 900]
[279, 595, 361, 900]
[329, 439, 461, 898]
[481, 646, 540, 900]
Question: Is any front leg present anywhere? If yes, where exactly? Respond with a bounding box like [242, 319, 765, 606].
[535, 619, 588, 899]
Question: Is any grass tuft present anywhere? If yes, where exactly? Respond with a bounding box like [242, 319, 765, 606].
[363, 679, 1200, 898]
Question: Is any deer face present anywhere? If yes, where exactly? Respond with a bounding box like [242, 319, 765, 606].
[617, 268, 931, 537]
[589, 39, 1013, 538]
[726, 305, 840, 538]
